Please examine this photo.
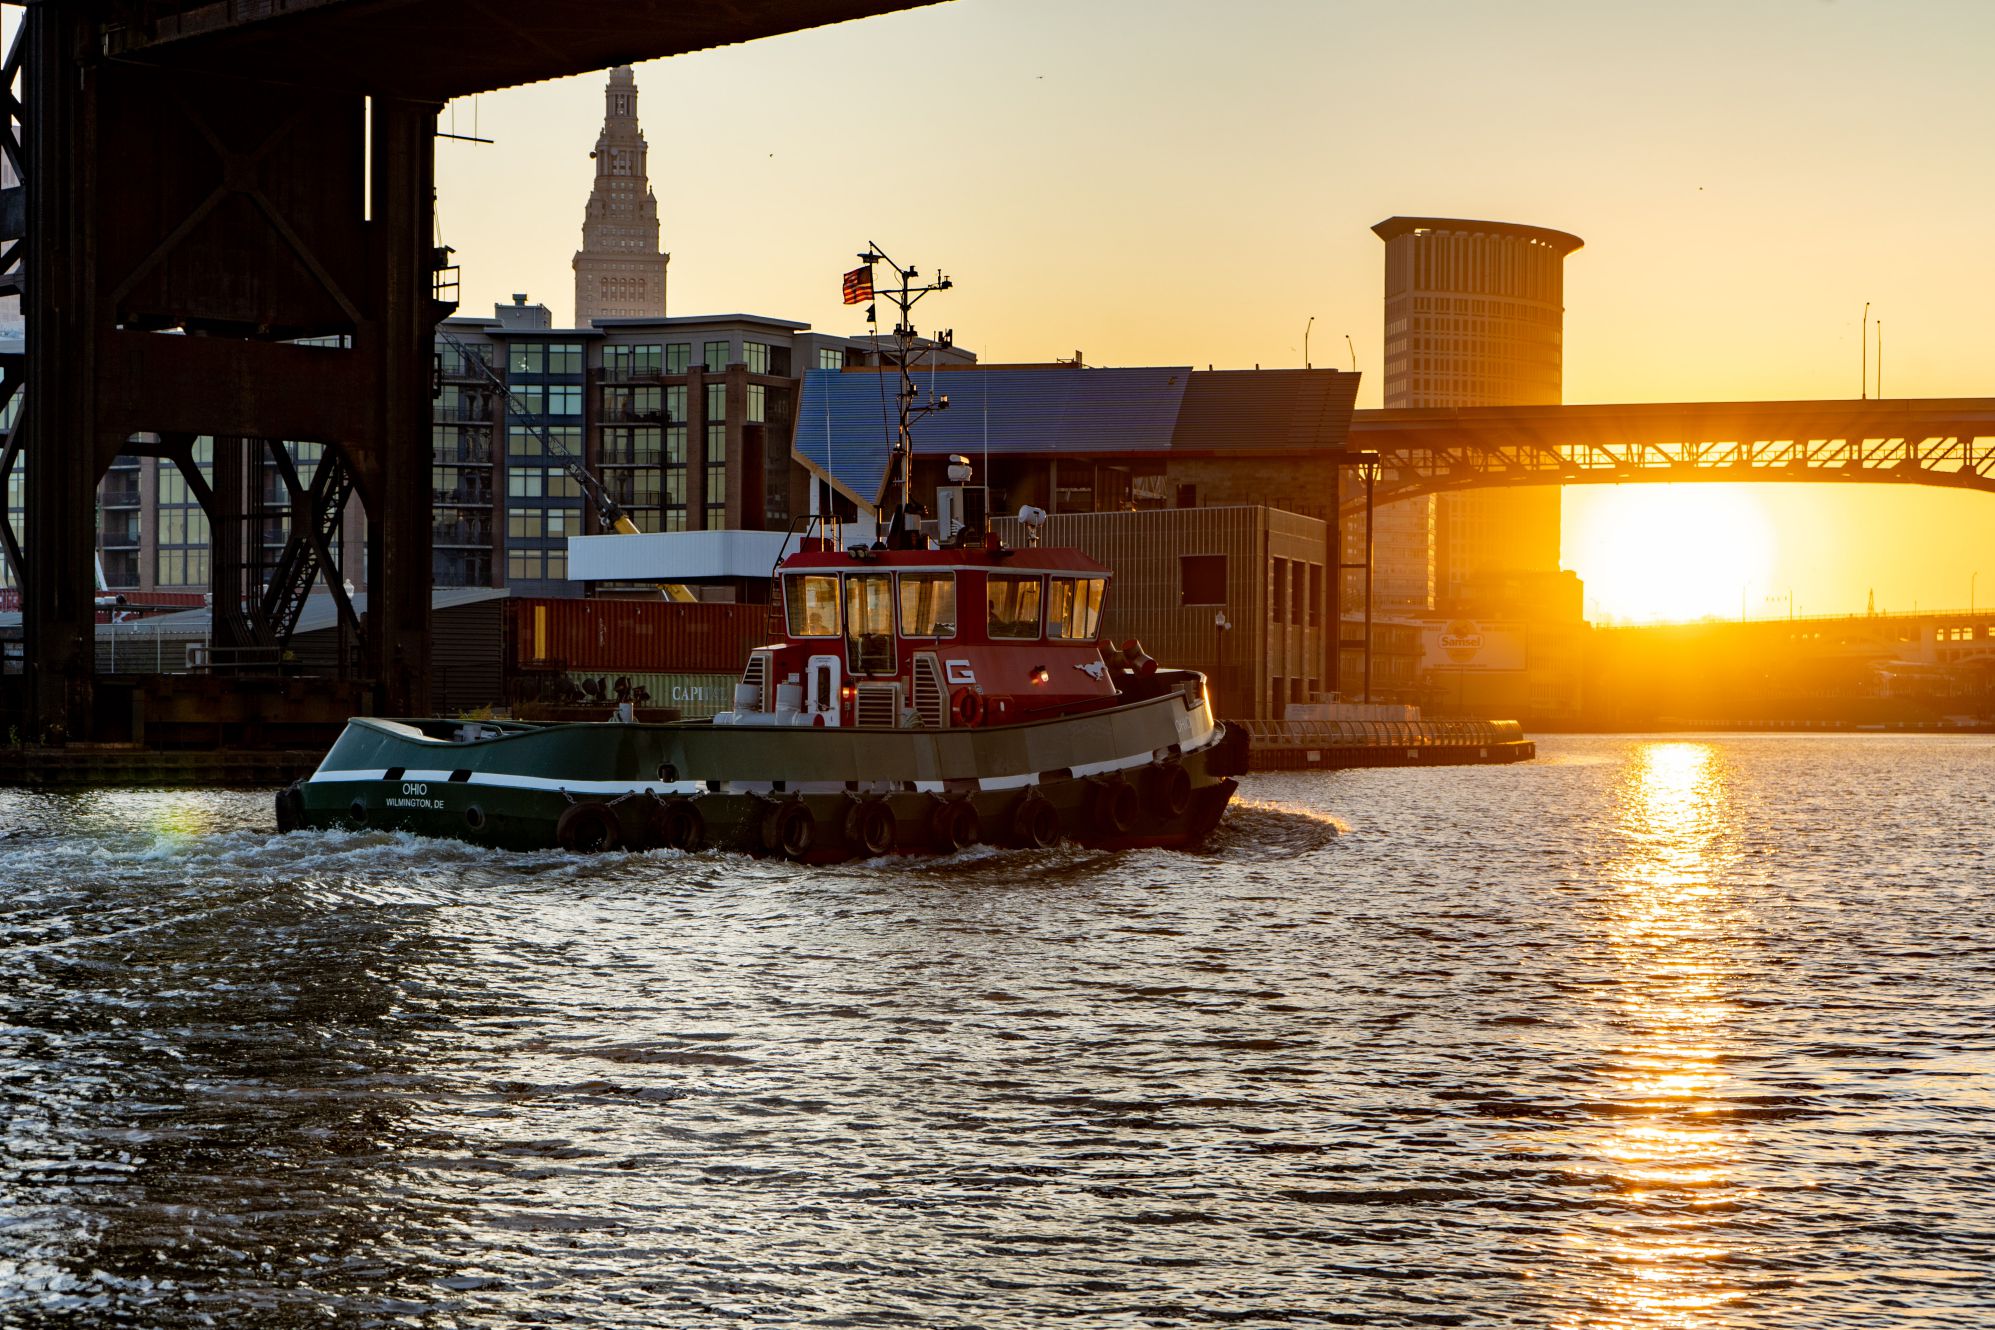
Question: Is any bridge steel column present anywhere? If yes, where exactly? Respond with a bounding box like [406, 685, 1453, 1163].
[15, 12, 446, 740]
[360, 96, 440, 719]
[23, 4, 100, 742]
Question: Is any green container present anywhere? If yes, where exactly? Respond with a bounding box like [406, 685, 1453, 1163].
[559, 670, 739, 719]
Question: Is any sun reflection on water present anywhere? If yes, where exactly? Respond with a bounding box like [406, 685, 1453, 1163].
[1559, 743, 1752, 1328]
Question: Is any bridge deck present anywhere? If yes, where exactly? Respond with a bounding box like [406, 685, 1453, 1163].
[1345, 397, 1995, 513]
[98, 0, 939, 99]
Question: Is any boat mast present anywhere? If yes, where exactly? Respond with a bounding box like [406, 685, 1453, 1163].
[854, 243, 953, 541]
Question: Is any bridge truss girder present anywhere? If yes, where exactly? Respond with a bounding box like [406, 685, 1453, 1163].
[1343, 400, 1995, 517]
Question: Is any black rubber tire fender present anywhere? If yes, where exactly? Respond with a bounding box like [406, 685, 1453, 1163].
[1093, 776, 1139, 835]
[931, 796, 981, 852]
[848, 798, 897, 857]
[1012, 793, 1062, 849]
[1148, 762, 1194, 820]
[556, 801, 622, 853]
[763, 800, 815, 860]
[653, 798, 704, 852]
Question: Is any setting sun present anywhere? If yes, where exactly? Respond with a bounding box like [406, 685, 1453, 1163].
[1566, 487, 1775, 624]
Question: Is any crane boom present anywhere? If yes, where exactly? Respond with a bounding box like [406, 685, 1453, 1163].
[436, 327, 635, 535]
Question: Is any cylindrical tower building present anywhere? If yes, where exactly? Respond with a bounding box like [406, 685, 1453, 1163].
[1367, 216, 1582, 610]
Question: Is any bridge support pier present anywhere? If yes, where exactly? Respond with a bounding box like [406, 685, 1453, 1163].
[11, 6, 444, 741]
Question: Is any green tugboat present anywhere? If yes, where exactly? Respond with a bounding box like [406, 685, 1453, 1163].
[280, 248, 1248, 857]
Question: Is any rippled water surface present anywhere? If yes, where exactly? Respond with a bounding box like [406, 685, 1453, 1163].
[3, 735, 1992, 1327]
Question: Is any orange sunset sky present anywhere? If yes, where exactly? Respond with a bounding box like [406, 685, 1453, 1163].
[429, 0, 1994, 623]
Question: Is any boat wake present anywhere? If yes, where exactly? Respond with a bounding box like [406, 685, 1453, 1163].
[1198, 797, 1346, 860]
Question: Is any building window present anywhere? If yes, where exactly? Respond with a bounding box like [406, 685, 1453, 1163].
[155, 442, 214, 589]
[546, 384, 582, 416]
[546, 344, 584, 375]
[818, 348, 844, 371]
[704, 432, 727, 529]
[663, 421, 688, 532]
[508, 424, 579, 458]
[665, 342, 691, 374]
[744, 341, 771, 375]
[1180, 553, 1227, 606]
[601, 427, 661, 465]
[506, 548, 568, 582]
[603, 344, 662, 380]
[702, 340, 730, 370]
[746, 384, 766, 425]
[508, 343, 544, 375]
[439, 339, 492, 377]
[602, 385, 662, 422]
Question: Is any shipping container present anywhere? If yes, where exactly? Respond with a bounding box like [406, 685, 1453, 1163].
[568, 671, 739, 719]
[507, 598, 776, 674]
[506, 669, 739, 720]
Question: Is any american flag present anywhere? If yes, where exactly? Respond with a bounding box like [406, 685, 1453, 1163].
[841, 265, 874, 305]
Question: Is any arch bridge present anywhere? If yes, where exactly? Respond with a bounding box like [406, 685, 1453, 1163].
[1342, 398, 1995, 515]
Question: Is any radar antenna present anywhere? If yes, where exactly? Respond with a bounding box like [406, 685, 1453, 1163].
[852, 243, 953, 547]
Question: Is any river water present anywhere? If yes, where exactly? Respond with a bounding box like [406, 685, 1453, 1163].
[1, 735, 1990, 1328]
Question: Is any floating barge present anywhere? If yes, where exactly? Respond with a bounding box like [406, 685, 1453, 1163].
[1236, 717, 1535, 771]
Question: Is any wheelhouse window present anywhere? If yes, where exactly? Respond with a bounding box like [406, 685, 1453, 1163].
[1047, 576, 1106, 640]
[897, 572, 957, 638]
[845, 572, 896, 674]
[786, 574, 841, 637]
[987, 574, 1044, 639]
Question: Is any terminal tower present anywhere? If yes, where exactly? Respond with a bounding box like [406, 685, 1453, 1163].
[573, 66, 669, 325]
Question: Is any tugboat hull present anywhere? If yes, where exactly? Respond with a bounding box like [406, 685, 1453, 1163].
[283, 679, 1246, 859]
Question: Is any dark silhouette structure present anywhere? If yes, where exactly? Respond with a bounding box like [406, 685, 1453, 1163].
[1345, 397, 1995, 517]
[0, 0, 930, 742]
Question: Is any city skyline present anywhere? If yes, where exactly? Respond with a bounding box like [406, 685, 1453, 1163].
[426, 0, 1995, 625]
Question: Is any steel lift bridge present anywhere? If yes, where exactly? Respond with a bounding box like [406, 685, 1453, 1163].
[1342, 397, 1995, 517]
[0, 0, 934, 744]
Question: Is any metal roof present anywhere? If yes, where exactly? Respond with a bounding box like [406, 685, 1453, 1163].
[794, 365, 1363, 507]
[795, 366, 1194, 506]
[1170, 370, 1359, 453]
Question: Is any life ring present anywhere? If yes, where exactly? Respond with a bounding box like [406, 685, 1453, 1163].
[1011, 794, 1062, 849]
[847, 798, 897, 857]
[931, 796, 981, 852]
[1092, 777, 1139, 835]
[1147, 762, 1193, 820]
[464, 803, 488, 832]
[950, 686, 987, 728]
[651, 798, 704, 851]
[556, 801, 622, 853]
[347, 798, 367, 826]
[762, 800, 816, 860]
